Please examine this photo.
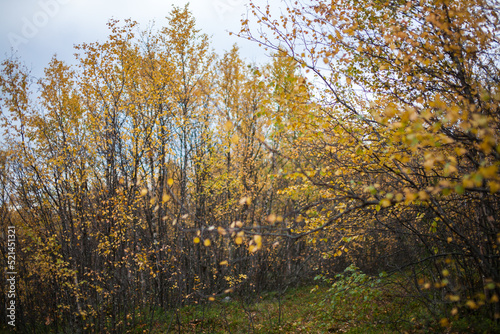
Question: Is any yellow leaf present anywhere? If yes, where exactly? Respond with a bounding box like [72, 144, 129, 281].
[267, 214, 277, 223]
[418, 191, 429, 200]
[167, 178, 174, 186]
[194, 237, 200, 244]
[380, 199, 391, 207]
[223, 120, 233, 131]
[480, 165, 498, 179]
[455, 147, 467, 156]
[253, 235, 262, 249]
[466, 300, 478, 309]
[204, 239, 211, 247]
[440, 318, 450, 327]
[230, 133, 240, 144]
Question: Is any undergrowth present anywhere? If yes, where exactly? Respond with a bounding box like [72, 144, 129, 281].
[2, 265, 498, 333]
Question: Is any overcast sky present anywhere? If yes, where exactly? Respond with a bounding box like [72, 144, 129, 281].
[0, 0, 268, 78]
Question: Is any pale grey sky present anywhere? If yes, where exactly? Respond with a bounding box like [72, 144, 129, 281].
[0, 0, 268, 78]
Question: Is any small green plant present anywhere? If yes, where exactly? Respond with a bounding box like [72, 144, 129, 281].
[314, 265, 384, 328]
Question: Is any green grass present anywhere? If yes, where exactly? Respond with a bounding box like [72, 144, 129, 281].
[127, 284, 436, 334]
[144, 286, 341, 334]
[3, 270, 498, 333]
[131, 267, 500, 334]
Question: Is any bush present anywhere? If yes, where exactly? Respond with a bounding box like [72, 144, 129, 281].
[315, 265, 384, 327]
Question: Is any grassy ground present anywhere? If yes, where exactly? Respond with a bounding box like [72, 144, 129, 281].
[2, 270, 498, 333]
[133, 284, 437, 334]
[135, 267, 499, 334]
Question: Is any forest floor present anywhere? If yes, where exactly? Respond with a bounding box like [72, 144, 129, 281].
[131, 283, 493, 334]
[2, 276, 497, 333]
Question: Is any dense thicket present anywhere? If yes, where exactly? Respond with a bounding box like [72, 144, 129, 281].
[0, 6, 332, 333]
[0, 0, 499, 332]
[240, 0, 500, 325]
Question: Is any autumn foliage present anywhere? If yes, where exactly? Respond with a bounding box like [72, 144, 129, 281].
[0, 0, 499, 332]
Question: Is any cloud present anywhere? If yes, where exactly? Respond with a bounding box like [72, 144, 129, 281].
[0, 0, 266, 78]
